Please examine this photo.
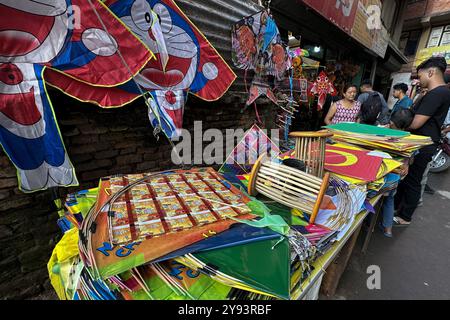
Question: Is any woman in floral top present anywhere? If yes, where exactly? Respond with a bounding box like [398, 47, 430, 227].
[324, 84, 361, 125]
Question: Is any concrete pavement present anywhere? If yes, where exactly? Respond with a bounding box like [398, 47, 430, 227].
[331, 169, 450, 300]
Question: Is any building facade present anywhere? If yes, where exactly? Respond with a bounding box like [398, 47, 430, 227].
[400, 0, 450, 75]
[270, 0, 409, 106]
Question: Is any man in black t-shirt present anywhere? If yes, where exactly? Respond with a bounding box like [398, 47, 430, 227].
[394, 57, 450, 226]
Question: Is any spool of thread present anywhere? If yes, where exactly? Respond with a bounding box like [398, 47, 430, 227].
[248, 154, 330, 223]
[289, 130, 333, 178]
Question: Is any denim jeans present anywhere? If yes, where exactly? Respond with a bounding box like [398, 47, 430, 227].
[382, 189, 396, 228]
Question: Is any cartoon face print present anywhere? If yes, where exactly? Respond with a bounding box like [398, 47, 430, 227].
[0, 1, 68, 139]
[147, 89, 185, 138]
[311, 71, 336, 110]
[0, 0, 157, 192]
[0, 0, 69, 64]
[0, 0, 125, 138]
[314, 72, 333, 94]
[118, 0, 236, 95]
[237, 25, 257, 62]
[0, 63, 45, 139]
[122, 0, 198, 91]
[271, 44, 286, 75]
[259, 11, 269, 31]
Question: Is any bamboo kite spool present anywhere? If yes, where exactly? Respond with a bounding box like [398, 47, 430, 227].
[248, 154, 330, 223]
[289, 130, 333, 178]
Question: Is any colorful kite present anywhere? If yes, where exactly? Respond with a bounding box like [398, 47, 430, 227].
[310, 71, 337, 110]
[218, 124, 280, 189]
[106, 170, 253, 246]
[79, 168, 256, 279]
[292, 56, 303, 80]
[49, 0, 237, 140]
[178, 236, 291, 299]
[325, 144, 383, 182]
[119, 260, 234, 300]
[231, 10, 288, 106]
[0, 0, 153, 192]
[314, 178, 367, 239]
[290, 47, 309, 80]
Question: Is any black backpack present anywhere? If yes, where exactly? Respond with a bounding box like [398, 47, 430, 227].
[360, 92, 382, 125]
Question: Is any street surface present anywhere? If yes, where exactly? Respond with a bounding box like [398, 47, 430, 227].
[333, 170, 450, 299]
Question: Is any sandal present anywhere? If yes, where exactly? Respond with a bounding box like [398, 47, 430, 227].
[378, 223, 393, 238]
[393, 216, 411, 227]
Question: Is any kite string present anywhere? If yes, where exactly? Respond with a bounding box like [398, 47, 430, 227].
[254, 102, 263, 126]
[244, 69, 248, 93]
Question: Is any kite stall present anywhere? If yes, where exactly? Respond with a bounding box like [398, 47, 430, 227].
[0, 0, 434, 301]
[48, 123, 433, 300]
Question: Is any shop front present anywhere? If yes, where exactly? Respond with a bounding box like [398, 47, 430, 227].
[269, 0, 385, 131]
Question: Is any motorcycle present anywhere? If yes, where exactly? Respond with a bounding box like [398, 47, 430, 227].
[429, 131, 450, 173]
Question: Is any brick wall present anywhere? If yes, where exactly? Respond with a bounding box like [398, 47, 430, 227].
[425, 0, 450, 16]
[0, 89, 278, 299]
[404, 0, 428, 21]
[405, 0, 450, 21]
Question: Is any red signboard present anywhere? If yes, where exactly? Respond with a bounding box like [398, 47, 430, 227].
[302, 0, 358, 34]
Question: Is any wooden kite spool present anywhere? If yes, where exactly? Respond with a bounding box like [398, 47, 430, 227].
[248, 155, 330, 223]
[289, 130, 333, 178]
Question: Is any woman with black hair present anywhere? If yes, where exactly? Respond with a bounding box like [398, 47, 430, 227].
[324, 84, 361, 125]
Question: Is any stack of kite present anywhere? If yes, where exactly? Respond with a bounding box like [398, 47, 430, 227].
[320, 123, 432, 203]
[276, 137, 401, 241]
[49, 166, 336, 300]
[290, 222, 338, 254]
[49, 138, 354, 301]
[50, 156, 382, 300]
[366, 173, 401, 199]
[323, 142, 403, 186]
[324, 123, 433, 157]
